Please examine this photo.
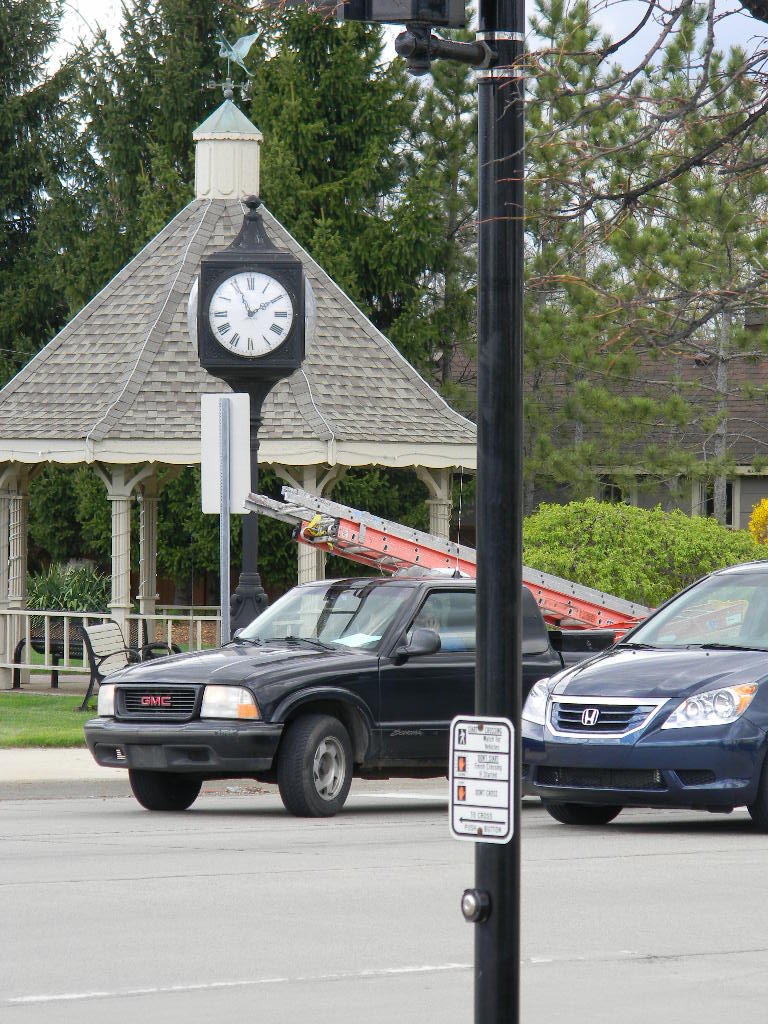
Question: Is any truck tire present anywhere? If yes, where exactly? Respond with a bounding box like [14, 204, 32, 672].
[128, 769, 202, 811]
[277, 714, 352, 817]
[542, 801, 622, 826]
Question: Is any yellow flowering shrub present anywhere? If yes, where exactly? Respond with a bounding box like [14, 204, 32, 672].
[748, 499, 768, 545]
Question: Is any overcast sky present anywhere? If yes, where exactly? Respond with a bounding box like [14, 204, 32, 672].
[58, 0, 768, 68]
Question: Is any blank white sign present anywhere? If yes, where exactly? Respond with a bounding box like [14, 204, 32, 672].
[200, 393, 251, 514]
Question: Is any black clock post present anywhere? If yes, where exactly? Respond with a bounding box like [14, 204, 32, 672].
[197, 196, 305, 630]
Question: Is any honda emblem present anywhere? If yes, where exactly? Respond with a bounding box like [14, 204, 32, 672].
[581, 707, 600, 727]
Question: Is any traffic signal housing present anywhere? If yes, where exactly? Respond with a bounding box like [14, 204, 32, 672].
[339, 0, 466, 26]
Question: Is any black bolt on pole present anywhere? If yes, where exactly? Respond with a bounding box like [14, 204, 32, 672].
[474, 0, 525, 1018]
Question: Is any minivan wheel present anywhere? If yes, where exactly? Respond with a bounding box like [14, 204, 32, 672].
[542, 801, 622, 826]
[747, 756, 768, 832]
[128, 769, 202, 811]
[277, 714, 352, 818]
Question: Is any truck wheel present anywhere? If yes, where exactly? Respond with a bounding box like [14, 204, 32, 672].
[277, 714, 352, 817]
[128, 769, 202, 811]
[543, 801, 622, 825]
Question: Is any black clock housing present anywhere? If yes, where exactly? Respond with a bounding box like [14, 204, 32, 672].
[197, 197, 305, 386]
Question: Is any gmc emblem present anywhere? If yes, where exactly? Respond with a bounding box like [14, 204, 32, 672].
[140, 694, 172, 707]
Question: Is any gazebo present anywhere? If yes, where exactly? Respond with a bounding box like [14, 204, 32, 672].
[0, 99, 476, 687]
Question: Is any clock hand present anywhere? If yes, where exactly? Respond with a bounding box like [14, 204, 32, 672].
[232, 280, 256, 315]
[256, 296, 284, 312]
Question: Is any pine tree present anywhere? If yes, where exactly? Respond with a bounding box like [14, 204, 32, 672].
[523, 0, 672, 507]
[522, 0, 768, 517]
[56, 0, 249, 309]
[0, 0, 76, 384]
[602, 21, 768, 523]
[250, 7, 439, 340]
[389, 38, 477, 407]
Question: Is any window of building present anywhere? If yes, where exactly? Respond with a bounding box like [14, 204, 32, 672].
[702, 481, 734, 526]
[598, 475, 624, 503]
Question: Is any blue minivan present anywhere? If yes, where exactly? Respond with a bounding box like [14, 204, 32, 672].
[522, 560, 768, 830]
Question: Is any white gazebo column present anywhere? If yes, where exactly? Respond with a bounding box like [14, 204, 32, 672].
[3, 469, 29, 688]
[137, 476, 159, 618]
[274, 465, 347, 584]
[8, 486, 28, 606]
[416, 467, 453, 539]
[0, 469, 15, 688]
[95, 465, 155, 635]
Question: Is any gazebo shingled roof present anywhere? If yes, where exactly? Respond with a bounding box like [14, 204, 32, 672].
[0, 195, 476, 468]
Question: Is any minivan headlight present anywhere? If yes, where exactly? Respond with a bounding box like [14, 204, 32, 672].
[201, 685, 260, 720]
[97, 684, 115, 716]
[523, 679, 554, 726]
[661, 683, 757, 729]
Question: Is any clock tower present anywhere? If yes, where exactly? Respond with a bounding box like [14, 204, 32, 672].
[191, 99, 307, 629]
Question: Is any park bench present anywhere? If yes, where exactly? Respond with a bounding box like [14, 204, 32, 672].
[78, 620, 179, 711]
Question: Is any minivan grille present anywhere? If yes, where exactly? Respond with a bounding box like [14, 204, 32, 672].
[537, 766, 665, 790]
[120, 687, 198, 720]
[551, 701, 656, 735]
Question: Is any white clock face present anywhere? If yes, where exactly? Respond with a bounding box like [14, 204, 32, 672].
[208, 271, 294, 358]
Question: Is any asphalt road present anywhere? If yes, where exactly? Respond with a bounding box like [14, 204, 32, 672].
[3, 781, 768, 1024]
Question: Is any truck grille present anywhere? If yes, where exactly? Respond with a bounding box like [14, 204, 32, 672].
[536, 766, 665, 790]
[119, 687, 198, 720]
[551, 701, 657, 735]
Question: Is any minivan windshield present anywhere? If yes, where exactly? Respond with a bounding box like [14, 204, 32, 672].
[238, 582, 411, 651]
[630, 571, 768, 651]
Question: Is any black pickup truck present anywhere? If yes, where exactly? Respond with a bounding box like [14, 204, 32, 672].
[84, 574, 608, 817]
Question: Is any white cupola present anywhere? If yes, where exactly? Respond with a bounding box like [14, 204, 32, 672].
[192, 99, 263, 200]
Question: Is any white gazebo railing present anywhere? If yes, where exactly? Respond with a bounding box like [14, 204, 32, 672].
[0, 607, 221, 689]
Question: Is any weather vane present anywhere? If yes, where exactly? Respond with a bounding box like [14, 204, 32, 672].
[207, 31, 260, 101]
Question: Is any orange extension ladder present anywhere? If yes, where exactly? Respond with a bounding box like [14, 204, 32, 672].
[245, 487, 651, 632]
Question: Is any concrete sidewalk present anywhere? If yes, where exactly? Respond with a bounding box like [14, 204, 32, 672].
[0, 749, 283, 801]
[0, 747, 133, 799]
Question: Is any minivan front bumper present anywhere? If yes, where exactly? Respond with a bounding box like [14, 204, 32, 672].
[522, 716, 767, 810]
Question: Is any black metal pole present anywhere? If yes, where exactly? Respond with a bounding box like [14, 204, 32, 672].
[474, 0, 524, 1017]
[230, 385, 269, 631]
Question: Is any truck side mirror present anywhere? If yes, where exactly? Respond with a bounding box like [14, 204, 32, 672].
[393, 627, 441, 662]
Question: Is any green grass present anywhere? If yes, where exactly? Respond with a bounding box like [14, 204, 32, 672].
[0, 693, 92, 747]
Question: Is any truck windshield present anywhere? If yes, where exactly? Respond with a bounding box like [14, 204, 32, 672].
[238, 582, 411, 651]
[630, 571, 768, 650]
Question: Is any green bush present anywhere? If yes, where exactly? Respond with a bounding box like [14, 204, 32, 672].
[26, 563, 111, 612]
[523, 500, 768, 608]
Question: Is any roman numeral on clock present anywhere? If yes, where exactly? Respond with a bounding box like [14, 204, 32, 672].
[214, 311, 227, 318]
[275, 311, 288, 318]
[230, 333, 240, 347]
[247, 276, 255, 290]
[270, 324, 284, 336]
[217, 323, 230, 335]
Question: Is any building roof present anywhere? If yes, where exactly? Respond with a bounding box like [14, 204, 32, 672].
[0, 198, 476, 469]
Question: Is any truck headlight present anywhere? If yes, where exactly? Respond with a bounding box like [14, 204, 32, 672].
[522, 679, 553, 726]
[97, 684, 115, 716]
[201, 685, 260, 720]
[661, 684, 757, 729]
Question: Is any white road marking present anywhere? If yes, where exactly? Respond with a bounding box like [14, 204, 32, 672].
[364, 792, 448, 801]
[9, 946, 768, 1006]
[6, 963, 472, 1006]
